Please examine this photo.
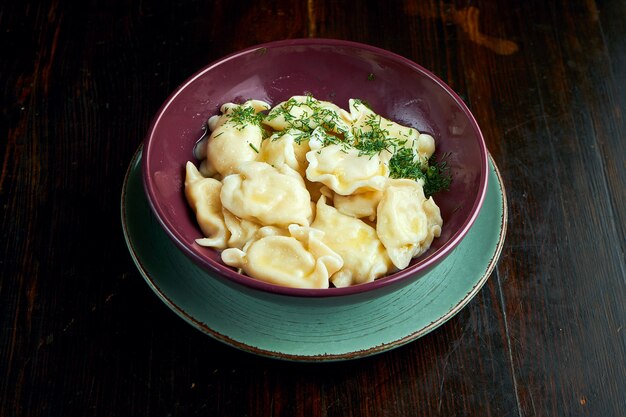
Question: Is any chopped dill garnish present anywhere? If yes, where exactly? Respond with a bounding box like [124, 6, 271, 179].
[248, 142, 259, 153]
[389, 149, 452, 197]
[352, 114, 393, 156]
[290, 129, 313, 144]
[353, 135, 389, 156]
[422, 156, 452, 197]
[227, 106, 265, 129]
[265, 97, 298, 122]
[388, 148, 423, 180]
[310, 126, 345, 149]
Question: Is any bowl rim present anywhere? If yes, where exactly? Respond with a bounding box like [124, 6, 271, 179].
[142, 38, 489, 298]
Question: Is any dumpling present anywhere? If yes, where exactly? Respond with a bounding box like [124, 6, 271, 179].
[221, 224, 343, 289]
[220, 161, 313, 227]
[184, 162, 230, 249]
[312, 196, 394, 287]
[205, 100, 270, 177]
[376, 178, 443, 269]
[349, 98, 434, 164]
[222, 209, 261, 250]
[258, 129, 311, 177]
[305, 129, 389, 195]
[208, 99, 271, 131]
[333, 189, 383, 221]
[263, 95, 353, 138]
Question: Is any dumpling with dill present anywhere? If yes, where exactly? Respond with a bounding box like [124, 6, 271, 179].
[349, 98, 435, 166]
[305, 127, 390, 196]
[347, 98, 450, 198]
[202, 99, 270, 178]
[263, 95, 354, 141]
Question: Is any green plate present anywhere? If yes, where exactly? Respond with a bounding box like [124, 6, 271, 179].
[121, 149, 507, 361]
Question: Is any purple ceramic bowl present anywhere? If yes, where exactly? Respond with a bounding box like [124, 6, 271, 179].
[142, 38, 489, 298]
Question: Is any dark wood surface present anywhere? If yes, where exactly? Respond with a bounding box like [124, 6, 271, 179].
[2, 1, 625, 416]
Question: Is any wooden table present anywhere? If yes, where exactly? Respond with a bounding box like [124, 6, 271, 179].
[2, 1, 625, 416]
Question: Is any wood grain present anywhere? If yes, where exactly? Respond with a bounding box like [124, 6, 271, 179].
[1, 0, 624, 416]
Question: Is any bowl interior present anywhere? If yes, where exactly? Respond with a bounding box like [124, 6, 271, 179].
[142, 39, 488, 297]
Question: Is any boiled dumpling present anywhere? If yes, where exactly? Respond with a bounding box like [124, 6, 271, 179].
[264, 95, 353, 139]
[312, 196, 394, 287]
[258, 129, 311, 177]
[349, 98, 434, 165]
[305, 128, 389, 195]
[376, 178, 443, 269]
[222, 209, 261, 250]
[220, 161, 312, 227]
[205, 100, 270, 177]
[333, 189, 383, 221]
[184, 162, 230, 249]
[221, 224, 343, 289]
